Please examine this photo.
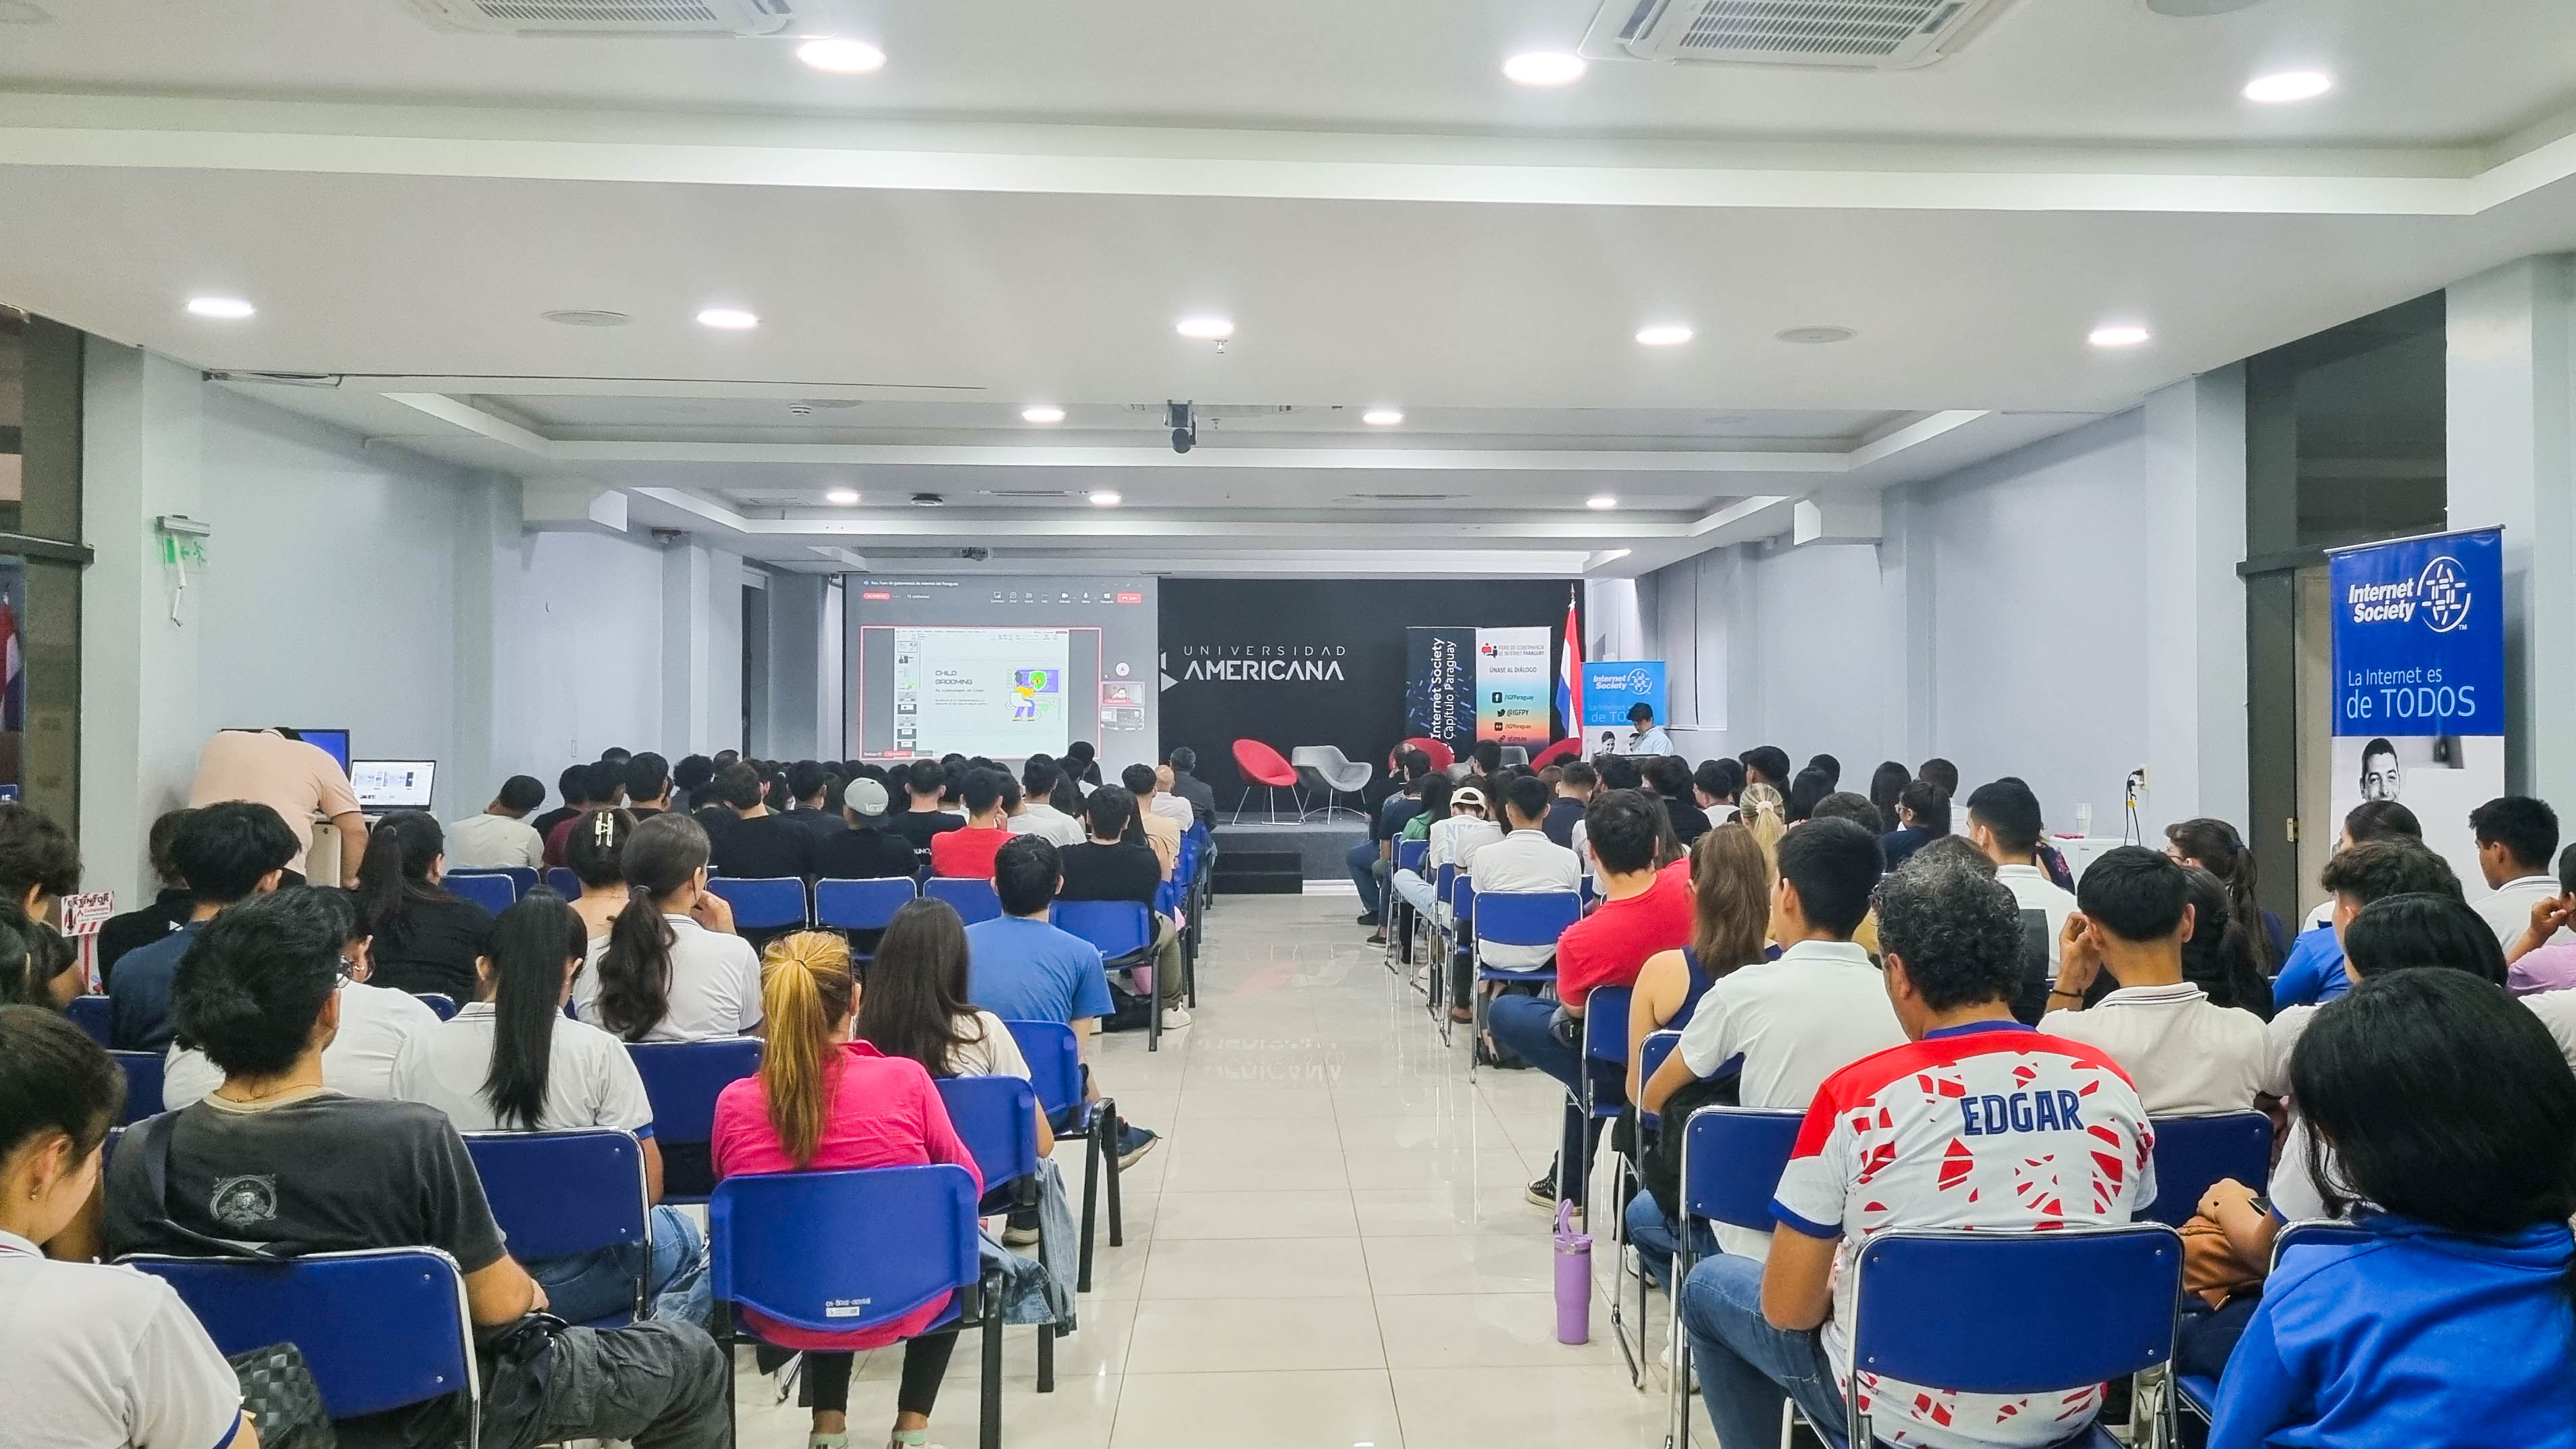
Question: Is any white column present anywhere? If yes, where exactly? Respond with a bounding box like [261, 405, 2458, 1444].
[659, 542, 748, 757]
[765, 571, 826, 760]
[2140, 365, 2250, 828]
[450, 472, 523, 811]
[2448, 256, 2576, 805]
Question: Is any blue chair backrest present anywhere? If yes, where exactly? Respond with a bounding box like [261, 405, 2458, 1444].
[464, 1129, 649, 1263]
[413, 992, 460, 1021]
[925, 876, 1003, 926]
[1397, 838, 1428, 873]
[491, 865, 540, 897]
[706, 876, 808, 930]
[627, 1038, 763, 1144]
[934, 1075, 1040, 1192]
[1637, 1029, 1682, 1126]
[1002, 1019, 1083, 1119]
[108, 1050, 163, 1124]
[1472, 890, 1581, 949]
[1579, 873, 1599, 909]
[546, 867, 580, 898]
[2271, 1219, 2372, 1271]
[444, 871, 518, 915]
[1681, 1107, 1805, 1231]
[1051, 899, 1154, 960]
[1849, 1225, 2182, 1393]
[67, 994, 110, 1047]
[2142, 1112, 2272, 1228]
[710, 1165, 979, 1335]
[815, 877, 919, 932]
[124, 1248, 476, 1420]
[1451, 874, 1476, 933]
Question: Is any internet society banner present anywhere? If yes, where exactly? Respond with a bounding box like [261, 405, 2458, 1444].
[2327, 526, 2504, 886]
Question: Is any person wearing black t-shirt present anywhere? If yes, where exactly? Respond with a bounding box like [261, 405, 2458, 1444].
[882, 759, 965, 853]
[356, 812, 497, 1002]
[704, 761, 817, 880]
[1645, 755, 1712, 846]
[1057, 786, 1189, 1022]
[103, 888, 729, 1449]
[527, 763, 589, 844]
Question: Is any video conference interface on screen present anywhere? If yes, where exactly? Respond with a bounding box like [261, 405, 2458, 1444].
[850, 577, 1155, 764]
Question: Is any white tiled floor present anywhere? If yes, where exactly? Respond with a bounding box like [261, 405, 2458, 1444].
[729, 892, 1714, 1449]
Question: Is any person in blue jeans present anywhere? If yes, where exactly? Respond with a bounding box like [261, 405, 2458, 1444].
[1351, 749, 1433, 937]
[2211, 969, 2576, 1448]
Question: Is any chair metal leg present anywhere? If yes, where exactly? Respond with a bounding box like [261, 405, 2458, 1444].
[1104, 1100, 1126, 1248]
[1037, 1321, 1056, 1394]
[1147, 951, 1162, 1053]
[979, 1288, 1004, 1449]
[1077, 1117, 1100, 1293]
[717, 1303, 739, 1449]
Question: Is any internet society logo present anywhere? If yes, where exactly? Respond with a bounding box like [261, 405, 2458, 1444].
[1625, 668, 1652, 693]
[2417, 555, 2472, 634]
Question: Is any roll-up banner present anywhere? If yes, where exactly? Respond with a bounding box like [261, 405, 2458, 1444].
[1407, 625, 1550, 751]
[2326, 526, 2505, 887]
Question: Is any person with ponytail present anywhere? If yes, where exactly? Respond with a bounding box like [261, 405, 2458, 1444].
[2166, 816, 2288, 971]
[392, 889, 709, 1326]
[572, 811, 761, 1042]
[561, 807, 639, 939]
[2207, 970, 2576, 1448]
[0, 902, 72, 1011]
[713, 930, 981, 1449]
[355, 810, 494, 1000]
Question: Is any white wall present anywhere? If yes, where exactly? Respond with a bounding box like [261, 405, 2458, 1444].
[510, 530, 670, 781]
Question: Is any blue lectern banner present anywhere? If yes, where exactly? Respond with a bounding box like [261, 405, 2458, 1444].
[1582, 662, 1668, 730]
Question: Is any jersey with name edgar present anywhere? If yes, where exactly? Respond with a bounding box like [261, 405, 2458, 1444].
[1771, 1021, 2157, 1449]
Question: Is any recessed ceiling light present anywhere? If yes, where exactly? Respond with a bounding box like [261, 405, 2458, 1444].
[2243, 70, 2332, 103]
[1635, 324, 1693, 347]
[1175, 316, 1234, 341]
[1777, 326, 1857, 345]
[1503, 51, 1587, 86]
[824, 488, 860, 505]
[797, 37, 885, 74]
[696, 307, 758, 330]
[2089, 324, 2153, 347]
[1362, 408, 1404, 426]
[542, 309, 631, 327]
[1021, 405, 1066, 424]
[186, 296, 255, 320]
[1587, 494, 1618, 510]
[1089, 490, 1122, 507]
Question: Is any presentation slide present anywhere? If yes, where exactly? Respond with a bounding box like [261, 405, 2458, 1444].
[894, 627, 1071, 761]
[847, 576, 1158, 769]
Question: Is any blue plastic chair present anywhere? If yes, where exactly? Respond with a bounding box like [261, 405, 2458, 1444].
[1003, 1019, 1125, 1294]
[2141, 1111, 2272, 1228]
[935, 1075, 1058, 1392]
[1053, 898, 1163, 1048]
[1810, 1225, 2184, 1449]
[705, 876, 808, 932]
[1465, 890, 1578, 1077]
[1670, 1106, 1807, 1449]
[1635, 1029, 1682, 1130]
[67, 994, 110, 1047]
[1435, 873, 1476, 1040]
[443, 871, 518, 915]
[124, 1248, 480, 1440]
[2176, 1219, 2373, 1423]
[926, 876, 1004, 926]
[413, 992, 460, 1021]
[546, 867, 580, 898]
[1610, 1025, 1687, 1379]
[626, 1039, 761, 1204]
[107, 1050, 163, 1125]
[814, 876, 919, 942]
[463, 1129, 650, 1329]
[709, 1166, 1003, 1449]
[488, 865, 540, 898]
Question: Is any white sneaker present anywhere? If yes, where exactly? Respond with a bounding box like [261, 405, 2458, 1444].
[1160, 1006, 1193, 1028]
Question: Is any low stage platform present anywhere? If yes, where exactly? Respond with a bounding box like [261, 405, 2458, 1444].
[1211, 816, 1369, 893]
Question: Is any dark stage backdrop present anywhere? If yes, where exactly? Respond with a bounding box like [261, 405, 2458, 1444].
[1158, 578, 1574, 806]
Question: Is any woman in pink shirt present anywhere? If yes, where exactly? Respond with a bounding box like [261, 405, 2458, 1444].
[712, 930, 983, 1449]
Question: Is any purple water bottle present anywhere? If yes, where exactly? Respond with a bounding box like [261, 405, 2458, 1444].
[1553, 1200, 1592, 1345]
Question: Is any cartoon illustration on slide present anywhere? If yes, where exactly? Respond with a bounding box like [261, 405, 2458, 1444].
[1012, 667, 1058, 721]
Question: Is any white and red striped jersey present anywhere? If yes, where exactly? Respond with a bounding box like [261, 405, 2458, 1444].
[1770, 1019, 2157, 1449]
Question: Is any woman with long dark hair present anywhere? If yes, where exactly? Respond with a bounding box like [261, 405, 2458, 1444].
[1626, 824, 1771, 1097]
[2167, 816, 2286, 969]
[0, 901, 67, 1011]
[562, 807, 638, 939]
[2176, 865, 2275, 1020]
[355, 810, 494, 1000]
[855, 900, 1056, 1148]
[571, 812, 761, 1042]
[713, 930, 981, 1449]
[2207, 971, 2576, 1448]
[1866, 761, 1911, 836]
[391, 889, 708, 1324]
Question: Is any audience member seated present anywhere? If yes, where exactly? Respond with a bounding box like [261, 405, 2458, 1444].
[391, 889, 709, 1326]
[1965, 778, 2076, 972]
[713, 930, 980, 1449]
[1694, 758, 1743, 819]
[573, 813, 763, 1042]
[1626, 824, 1770, 1100]
[2041, 846, 2267, 1113]
[101, 809, 199, 986]
[2173, 865, 2277, 1020]
[1782, 766, 1831, 824]
[1062, 739, 1104, 789]
[1163, 746, 1216, 824]
[446, 774, 549, 871]
[2469, 794, 2565, 949]
[884, 759, 968, 853]
[1645, 756, 1711, 845]
[1736, 745, 1792, 792]
[708, 760, 817, 881]
[104, 888, 730, 1449]
[1141, 762, 1195, 832]
[623, 752, 675, 819]
[530, 763, 590, 843]
[1879, 778, 1949, 871]
[0, 905, 71, 1011]
[111, 802, 299, 1052]
[165, 886, 440, 1106]
[1012, 758, 1089, 848]
[1545, 761, 1595, 846]
[813, 780, 919, 886]
[781, 761, 842, 845]
[1056, 786, 1189, 1026]
[1117, 765, 1183, 880]
[0, 1007, 255, 1449]
[1489, 788, 1694, 1206]
[1678, 853, 2153, 1449]
[1383, 775, 1456, 932]
[673, 753, 717, 812]
[1636, 818, 1903, 1282]
[2165, 816, 2288, 971]
[1865, 761, 1910, 836]
[968, 837, 1158, 1168]
[929, 768, 1015, 878]
[1354, 757, 1431, 939]
[544, 761, 625, 866]
[357, 811, 498, 1002]
[561, 807, 638, 938]
[2505, 843, 2576, 996]
[2271, 798, 2423, 1008]
[2207, 971, 2576, 1448]
[1451, 776, 1582, 1025]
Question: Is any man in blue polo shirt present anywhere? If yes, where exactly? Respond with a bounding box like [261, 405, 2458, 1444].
[966, 835, 1156, 1169]
[109, 802, 300, 1052]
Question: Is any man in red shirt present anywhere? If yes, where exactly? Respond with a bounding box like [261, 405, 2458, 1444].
[929, 768, 1016, 878]
[1487, 787, 1694, 1206]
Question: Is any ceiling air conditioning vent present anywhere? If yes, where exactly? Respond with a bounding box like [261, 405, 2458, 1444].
[1581, 0, 2022, 70]
[406, 0, 793, 37]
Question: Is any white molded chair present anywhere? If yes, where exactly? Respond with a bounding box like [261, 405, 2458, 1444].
[1289, 746, 1372, 821]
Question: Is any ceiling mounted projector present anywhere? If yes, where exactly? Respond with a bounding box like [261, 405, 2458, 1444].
[1580, 0, 2026, 70]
